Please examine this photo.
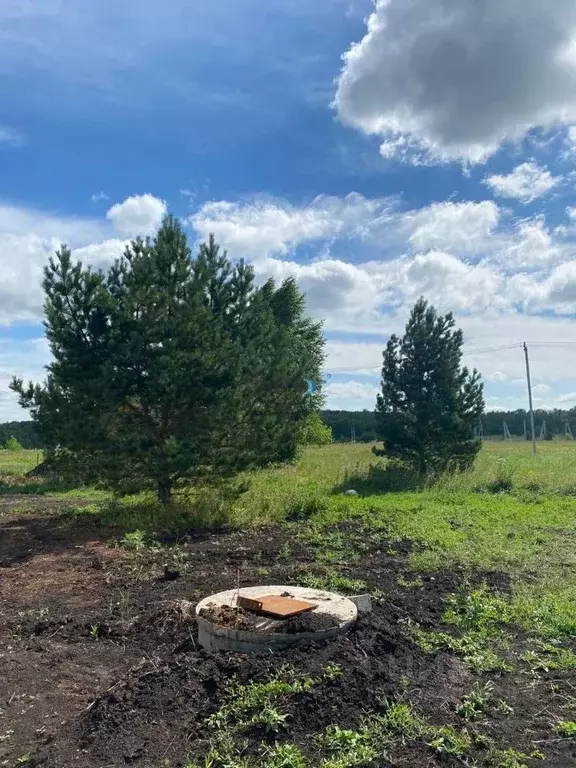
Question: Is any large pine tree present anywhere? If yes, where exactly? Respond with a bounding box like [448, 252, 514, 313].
[375, 298, 484, 477]
[12, 216, 324, 503]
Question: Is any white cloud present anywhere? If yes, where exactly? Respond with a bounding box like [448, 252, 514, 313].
[324, 380, 379, 410]
[106, 194, 166, 237]
[382, 250, 506, 313]
[335, 0, 576, 164]
[0, 202, 126, 324]
[325, 341, 383, 375]
[497, 218, 559, 269]
[484, 162, 560, 203]
[190, 193, 396, 260]
[405, 201, 500, 253]
[0, 203, 106, 245]
[190, 192, 576, 330]
[188, 190, 576, 411]
[91, 191, 109, 203]
[566, 126, 576, 153]
[0, 233, 126, 324]
[558, 392, 576, 404]
[0, 125, 23, 146]
[533, 383, 552, 395]
[0, 336, 52, 421]
[526, 260, 576, 310]
[192, 196, 504, 266]
[1, 189, 576, 416]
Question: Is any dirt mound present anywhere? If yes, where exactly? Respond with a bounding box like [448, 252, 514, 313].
[199, 604, 256, 630]
[273, 610, 339, 633]
[32, 604, 443, 768]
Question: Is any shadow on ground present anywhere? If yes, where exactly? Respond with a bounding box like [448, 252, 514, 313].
[0, 502, 117, 567]
[0, 476, 79, 496]
[334, 461, 423, 496]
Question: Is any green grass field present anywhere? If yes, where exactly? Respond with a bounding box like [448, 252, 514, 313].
[2, 441, 576, 640]
[3, 440, 576, 642]
[229, 440, 576, 641]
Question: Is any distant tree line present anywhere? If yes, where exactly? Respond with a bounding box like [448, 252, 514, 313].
[321, 410, 379, 442]
[323, 407, 576, 442]
[7, 406, 576, 451]
[482, 408, 576, 439]
[0, 421, 41, 449]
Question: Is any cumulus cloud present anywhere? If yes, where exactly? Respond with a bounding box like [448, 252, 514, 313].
[533, 383, 552, 395]
[335, 0, 576, 164]
[496, 218, 559, 269]
[405, 201, 499, 253]
[191, 195, 503, 264]
[0, 232, 126, 324]
[187, 189, 576, 412]
[270, 258, 382, 315]
[484, 162, 560, 203]
[190, 192, 576, 327]
[0, 336, 52, 421]
[324, 380, 380, 410]
[1, 189, 576, 414]
[389, 251, 506, 313]
[190, 193, 396, 260]
[0, 203, 124, 324]
[527, 260, 576, 310]
[558, 392, 576, 404]
[107, 194, 167, 237]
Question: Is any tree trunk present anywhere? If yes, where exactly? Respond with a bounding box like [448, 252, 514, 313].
[417, 452, 427, 480]
[157, 478, 172, 506]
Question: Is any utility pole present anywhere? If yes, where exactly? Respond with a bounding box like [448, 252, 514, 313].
[523, 342, 537, 455]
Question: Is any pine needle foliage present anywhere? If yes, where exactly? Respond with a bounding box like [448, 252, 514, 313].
[12, 216, 324, 504]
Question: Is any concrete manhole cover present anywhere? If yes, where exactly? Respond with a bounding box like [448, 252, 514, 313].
[196, 585, 358, 653]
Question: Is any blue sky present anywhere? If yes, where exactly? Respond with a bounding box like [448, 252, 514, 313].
[1, 0, 576, 419]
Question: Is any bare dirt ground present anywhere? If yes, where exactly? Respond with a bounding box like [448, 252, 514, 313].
[1, 497, 575, 767]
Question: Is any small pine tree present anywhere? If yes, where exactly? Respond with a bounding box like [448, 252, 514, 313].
[375, 298, 484, 477]
[5, 436, 23, 451]
[299, 411, 333, 446]
[12, 216, 324, 503]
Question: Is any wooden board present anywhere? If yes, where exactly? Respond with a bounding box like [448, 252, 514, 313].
[237, 594, 316, 619]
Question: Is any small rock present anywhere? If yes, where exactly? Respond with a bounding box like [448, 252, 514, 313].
[344, 489, 358, 496]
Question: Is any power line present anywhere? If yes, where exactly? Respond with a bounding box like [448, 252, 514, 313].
[323, 364, 380, 373]
[323, 340, 575, 374]
[462, 343, 521, 356]
[526, 341, 576, 347]
[325, 343, 523, 372]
